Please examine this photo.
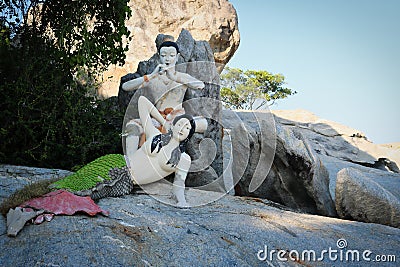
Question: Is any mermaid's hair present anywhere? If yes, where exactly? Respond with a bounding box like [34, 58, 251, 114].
[150, 114, 196, 167]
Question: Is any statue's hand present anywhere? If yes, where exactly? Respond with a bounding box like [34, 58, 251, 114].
[151, 64, 166, 76]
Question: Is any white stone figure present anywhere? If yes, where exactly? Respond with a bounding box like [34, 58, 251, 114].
[128, 95, 197, 207]
[122, 40, 207, 157]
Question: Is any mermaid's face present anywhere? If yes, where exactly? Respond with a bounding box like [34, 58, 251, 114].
[172, 118, 191, 141]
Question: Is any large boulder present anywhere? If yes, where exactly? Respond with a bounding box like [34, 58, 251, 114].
[273, 110, 400, 205]
[1, 165, 400, 266]
[336, 167, 400, 228]
[222, 110, 336, 217]
[99, 0, 240, 97]
[223, 109, 400, 223]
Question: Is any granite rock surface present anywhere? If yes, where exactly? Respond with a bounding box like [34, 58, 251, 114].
[1, 165, 399, 266]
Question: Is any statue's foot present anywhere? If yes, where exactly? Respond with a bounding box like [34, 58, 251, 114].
[176, 201, 190, 209]
[122, 119, 143, 137]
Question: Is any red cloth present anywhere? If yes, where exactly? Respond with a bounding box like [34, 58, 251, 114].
[20, 190, 109, 216]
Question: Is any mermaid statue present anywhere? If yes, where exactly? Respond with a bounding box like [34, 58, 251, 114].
[51, 37, 213, 208]
[53, 95, 204, 207]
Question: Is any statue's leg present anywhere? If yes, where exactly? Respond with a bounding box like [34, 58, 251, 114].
[126, 135, 140, 155]
[138, 133, 146, 148]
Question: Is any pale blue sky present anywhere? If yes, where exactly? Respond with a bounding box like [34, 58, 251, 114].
[227, 0, 399, 144]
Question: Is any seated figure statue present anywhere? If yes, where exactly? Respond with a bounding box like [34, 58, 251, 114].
[122, 40, 207, 159]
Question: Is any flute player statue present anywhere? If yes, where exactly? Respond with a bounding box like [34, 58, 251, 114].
[122, 39, 208, 160]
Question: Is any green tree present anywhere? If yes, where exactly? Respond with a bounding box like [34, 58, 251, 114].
[1, 0, 132, 74]
[0, 1, 132, 169]
[220, 67, 296, 110]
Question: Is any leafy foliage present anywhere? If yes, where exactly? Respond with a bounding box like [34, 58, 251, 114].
[1, 0, 132, 73]
[220, 67, 297, 110]
[0, 1, 131, 169]
[0, 35, 124, 168]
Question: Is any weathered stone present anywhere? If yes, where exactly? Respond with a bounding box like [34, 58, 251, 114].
[225, 109, 400, 224]
[99, 0, 240, 97]
[336, 167, 400, 228]
[176, 29, 195, 61]
[1, 165, 400, 266]
[0, 164, 72, 203]
[273, 109, 400, 169]
[223, 110, 336, 217]
[222, 128, 235, 195]
[318, 154, 381, 201]
[272, 110, 400, 212]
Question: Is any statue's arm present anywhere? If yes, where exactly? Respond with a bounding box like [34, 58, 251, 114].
[173, 153, 191, 207]
[122, 65, 164, 91]
[121, 76, 146, 91]
[166, 70, 205, 89]
[122, 72, 157, 91]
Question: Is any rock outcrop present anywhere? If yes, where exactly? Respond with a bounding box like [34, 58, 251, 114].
[99, 0, 240, 97]
[223, 110, 337, 217]
[0, 165, 72, 204]
[222, 109, 400, 228]
[1, 165, 400, 266]
[273, 109, 400, 170]
[336, 167, 400, 228]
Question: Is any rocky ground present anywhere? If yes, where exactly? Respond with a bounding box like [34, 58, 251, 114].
[1, 165, 399, 266]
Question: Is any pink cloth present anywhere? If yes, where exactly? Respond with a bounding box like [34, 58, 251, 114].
[20, 190, 109, 216]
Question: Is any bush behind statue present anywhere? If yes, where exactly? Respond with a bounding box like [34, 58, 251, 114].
[0, 33, 123, 170]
